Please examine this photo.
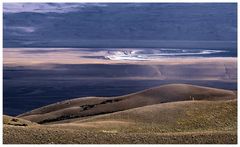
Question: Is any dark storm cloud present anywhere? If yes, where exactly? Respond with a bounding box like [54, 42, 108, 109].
[3, 3, 237, 48]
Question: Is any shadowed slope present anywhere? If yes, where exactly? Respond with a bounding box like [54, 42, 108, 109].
[3, 115, 37, 126]
[17, 84, 236, 123]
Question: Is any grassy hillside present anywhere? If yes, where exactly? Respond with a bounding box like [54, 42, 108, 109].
[3, 115, 37, 126]
[18, 84, 236, 124]
[3, 126, 237, 144]
[3, 100, 237, 144]
[71, 100, 237, 133]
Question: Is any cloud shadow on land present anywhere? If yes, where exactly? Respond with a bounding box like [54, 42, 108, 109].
[4, 63, 237, 81]
[3, 63, 237, 116]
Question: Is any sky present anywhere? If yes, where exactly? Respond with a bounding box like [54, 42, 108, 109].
[3, 3, 237, 48]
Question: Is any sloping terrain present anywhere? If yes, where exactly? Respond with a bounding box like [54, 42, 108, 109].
[69, 100, 237, 133]
[3, 100, 237, 144]
[17, 84, 236, 124]
[3, 115, 37, 126]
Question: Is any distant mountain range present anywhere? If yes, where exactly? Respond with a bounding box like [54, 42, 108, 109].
[3, 3, 237, 48]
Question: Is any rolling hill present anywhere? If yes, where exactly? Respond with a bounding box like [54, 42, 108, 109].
[17, 84, 236, 124]
[3, 84, 237, 144]
[3, 100, 237, 144]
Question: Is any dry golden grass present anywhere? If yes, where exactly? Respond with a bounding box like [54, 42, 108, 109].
[3, 100, 237, 144]
[3, 126, 237, 144]
[3, 84, 237, 144]
[18, 84, 236, 124]
[71, 100, 237, 133]
[3, 115, 37, 126]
